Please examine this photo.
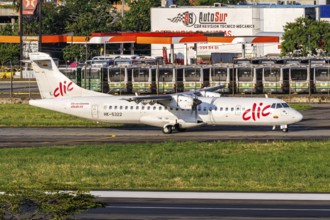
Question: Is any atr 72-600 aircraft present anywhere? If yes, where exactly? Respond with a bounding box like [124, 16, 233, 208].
[29, 52, 303, 134]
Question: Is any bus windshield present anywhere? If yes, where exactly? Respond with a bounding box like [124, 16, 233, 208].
[185, 68, 200, 81]
[264, 68, 281, 82]
[211, 68, 227, 81]
[89, 69, 100, 79]
[108, 68, 125, 82]
[291, 69, 308, 81]
[133, 69, 149, 82]
[315, 69, 329, 81]
[238, 68, 253, 82]
[159, 69, 173, 82]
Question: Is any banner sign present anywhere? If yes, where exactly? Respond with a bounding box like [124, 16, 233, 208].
[22, 0, 38, 15]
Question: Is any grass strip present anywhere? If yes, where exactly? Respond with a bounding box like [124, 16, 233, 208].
[0, 103, 310, 127]
[0, 141, 329, 192]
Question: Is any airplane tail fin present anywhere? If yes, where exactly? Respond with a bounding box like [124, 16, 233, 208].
[29, 52, 109, 99]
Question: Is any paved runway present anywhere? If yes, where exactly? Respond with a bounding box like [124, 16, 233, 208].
[75, 192, 330, 220]
[0, 104, 329, 147]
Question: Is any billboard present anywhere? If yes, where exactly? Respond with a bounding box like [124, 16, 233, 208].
[151, 8, 254, 36]
[151, 7, 312, 61]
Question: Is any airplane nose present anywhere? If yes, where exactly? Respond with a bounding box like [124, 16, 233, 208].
[295, 111, 303, 122]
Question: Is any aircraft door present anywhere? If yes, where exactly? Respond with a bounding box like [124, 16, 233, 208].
[92, 105, 98, 119]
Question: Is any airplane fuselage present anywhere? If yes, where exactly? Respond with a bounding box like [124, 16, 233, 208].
[30, 96, 302, 130]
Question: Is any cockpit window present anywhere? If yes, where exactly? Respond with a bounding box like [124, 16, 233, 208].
[276, 103, 283, 108]
[272, 103, 287, 109]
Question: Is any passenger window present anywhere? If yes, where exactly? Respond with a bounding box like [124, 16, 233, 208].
[109, 106, 112, 110]
[209, 107, 213, 111]
[130, 106, 133, 110]
[136, 106, 139, 110]
[276, 103, 283, 108]
[198, 107, 201, 111]
[159, 107, 162, 110]
[114, 106, 117, 110]
[125, 106, 128, 110]
[271, 103, 276, 109]
[142, 106, 145, 110]
[214, 107, 217, 111]
[153, 106, 156, 110]
[220, 107, 223, 111]
[203, 107, 207, 111]
[147, 106, 150, 110]
[225, 107, 228, 111]
[231, 107, 234, 111]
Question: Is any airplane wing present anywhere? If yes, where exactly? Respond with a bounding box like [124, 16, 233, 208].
[122, 95, 172, 105]
[122, 85, 224, 109]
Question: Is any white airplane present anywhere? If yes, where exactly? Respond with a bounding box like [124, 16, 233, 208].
[29, 52, 303, 134]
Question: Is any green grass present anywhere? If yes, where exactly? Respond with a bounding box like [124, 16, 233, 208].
[290, 103, 313, 111]
[0, 141, 329, 192]
[0, 103, 311, 127]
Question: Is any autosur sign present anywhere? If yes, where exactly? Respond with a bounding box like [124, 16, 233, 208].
[151, 8, 255, 36]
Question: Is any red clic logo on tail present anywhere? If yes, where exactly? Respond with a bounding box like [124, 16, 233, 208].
[242, 102, 271, 121]
[54, 81, 74, 97]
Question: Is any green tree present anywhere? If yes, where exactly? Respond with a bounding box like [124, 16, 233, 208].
[122, 0, 161, 31]
[281, 17, 330, 56]
[64, 0, 121, 36]
[63, 44, 86, 62]
[0, 44, 20, 66]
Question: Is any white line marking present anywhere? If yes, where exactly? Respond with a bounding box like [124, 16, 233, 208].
[106, 206, 330, 212]
[91, 191, 330, 201]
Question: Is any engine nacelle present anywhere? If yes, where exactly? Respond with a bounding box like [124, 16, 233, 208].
[199, 91, 221, 98]
[169, 95, 194, 110]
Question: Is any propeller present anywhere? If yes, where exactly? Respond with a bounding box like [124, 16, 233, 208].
[191, 95, 202, 121]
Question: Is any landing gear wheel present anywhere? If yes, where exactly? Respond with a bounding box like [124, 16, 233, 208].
[162, 125, 173, 134]
[281, 125, 288, 133]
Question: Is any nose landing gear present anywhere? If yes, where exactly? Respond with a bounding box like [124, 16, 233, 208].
[162, 124, 186, 134]
[280, 125, 288, 132]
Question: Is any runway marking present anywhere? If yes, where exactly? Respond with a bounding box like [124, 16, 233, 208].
[106, 205, 330, 212]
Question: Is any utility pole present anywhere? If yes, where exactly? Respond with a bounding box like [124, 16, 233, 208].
[38, 0, 42, 52]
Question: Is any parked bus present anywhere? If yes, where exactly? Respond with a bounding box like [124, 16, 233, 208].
[131, 67, 156, 94]
[283, 65, 312, 93]
[209, 65, 232, 93]
[262, 65, 289, 94]
[313, 65, 330, 93]
[107, 67, 131, 94]
[157, 66, 176, 94]
[183, 66, 204, 91]
[59, 67, 81, 86]
[236, 65, 262, 93]
[81, 67, 109, 93]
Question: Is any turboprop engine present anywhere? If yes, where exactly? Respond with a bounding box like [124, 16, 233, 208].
[169, 94, 201, 110]
[199, 91, 221, 98]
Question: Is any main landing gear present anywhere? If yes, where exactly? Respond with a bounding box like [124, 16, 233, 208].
[272, 125, 289, 132]
[162, 124, 186, 134]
